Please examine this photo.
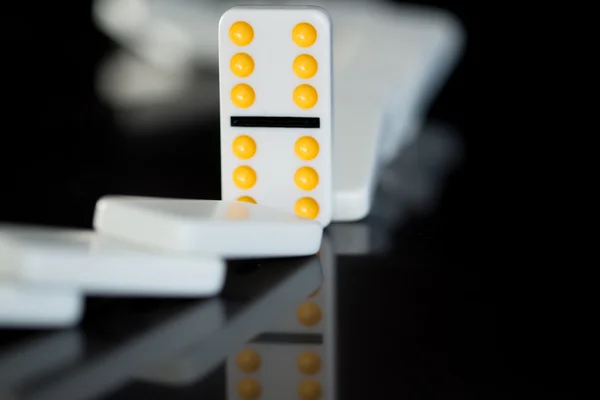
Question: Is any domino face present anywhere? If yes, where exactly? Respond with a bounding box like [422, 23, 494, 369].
[219, 6, 333, 227]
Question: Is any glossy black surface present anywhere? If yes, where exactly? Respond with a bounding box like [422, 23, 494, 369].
[0, 0, 500, 398]
[1, 257, 325, 399]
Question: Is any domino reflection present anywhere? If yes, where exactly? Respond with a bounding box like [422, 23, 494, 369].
[0, 331, 83, 396]
[1, 255, 322, 399]
[134, 255, 323, 388]
[226, 235, 337, 400]
[3, 299, 225, 400]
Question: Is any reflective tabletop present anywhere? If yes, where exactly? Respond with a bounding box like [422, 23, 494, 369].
[1, 1, 475, 397]
[0, 123, 466, 399]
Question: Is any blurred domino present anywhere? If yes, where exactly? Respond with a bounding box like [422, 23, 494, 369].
[0, 284, 82, 328]
[219, 6, 333, 226]
[0, 224, 225, 296]
[332, 2, 464, 220]
[93, 196, 322, 258]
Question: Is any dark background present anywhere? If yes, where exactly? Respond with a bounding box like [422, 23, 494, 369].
[3, 1, 579, 398]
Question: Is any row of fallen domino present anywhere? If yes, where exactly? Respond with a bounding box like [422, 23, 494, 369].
[0, 196, 322, 328]
[0, 6, 333, 329]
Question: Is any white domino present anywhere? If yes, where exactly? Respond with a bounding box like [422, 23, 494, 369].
[0, 224, 225, 297]
[332, 2, 465, 221]
[93, 196, 323, 258]
[219, 6, 333, 227]
[0, 284, 82, 328]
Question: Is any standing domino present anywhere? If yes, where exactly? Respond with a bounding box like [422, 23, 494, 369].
[219, 6, 333, 226]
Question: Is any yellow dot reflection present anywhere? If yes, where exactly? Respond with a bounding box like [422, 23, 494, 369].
[294, 197, 319, 220]
[231, 84, 255, 108]
[294, 167, 319, 190]
[293, 54, 318, 79]
[293, 84, 318, 109]
[295, 136, 320, 160]
[226, 203, 250, 220]
[297, 301, 322, 326]
[298, 379, 321, 400]
[229, 21, 254, 46]
[233, 166, 256, 189]
[230, 53, 255, 77]
[232, 135, 256, 159]
[237, 196, 256, 204]
[297, 351, 321, 374]
[236, 349, 261, 372]
[237, 378, 261, 400]
[292, 22, 317, 47]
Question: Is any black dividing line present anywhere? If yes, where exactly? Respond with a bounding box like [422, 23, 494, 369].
[231, 116, 320, 128]
[251, 333, 323, 344]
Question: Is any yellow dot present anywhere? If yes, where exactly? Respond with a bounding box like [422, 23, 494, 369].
[230, 53, 254, 77]
[295, 197, 319, 220]
[237, 196, 256, 204]
[293, 54, 318, 79]
[295, 136, 320, 160]
[237, 378, 261, 400]
[293, 84, 318, 109]
[229, 21, 254, 46]
[232, 135, 256, 159]
[297, 351, 321, 374]
[236, 349, 261, 372]
[294, 167, 319, 191]
[298, 379, 321, 400]
[231, 84, 255, 108]
[292, 22, 317, 47]
[297, 301, 322, 326]
[233, 166, 256, 189]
